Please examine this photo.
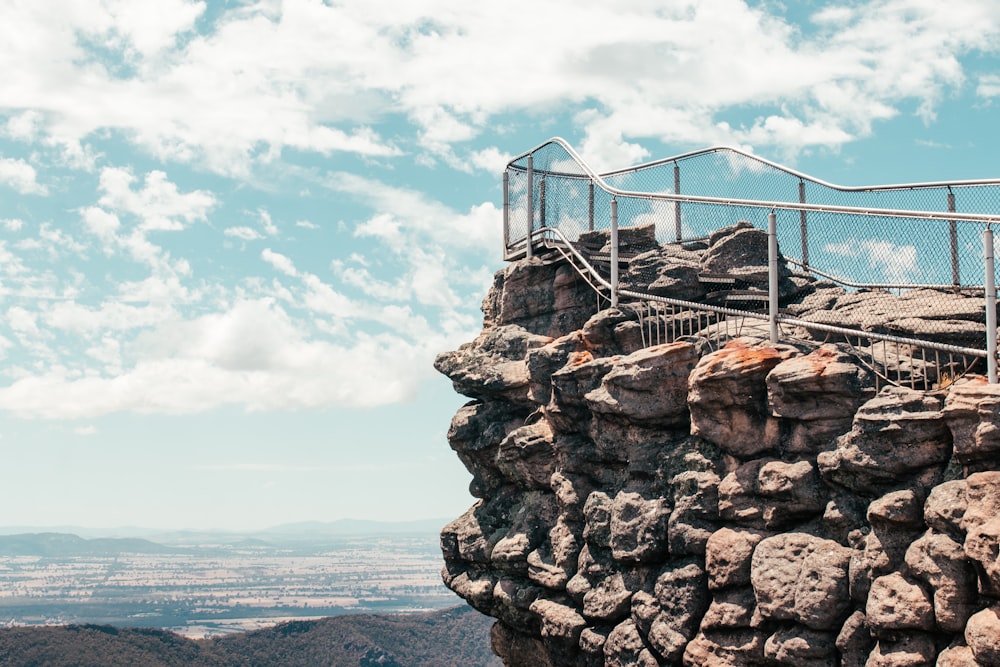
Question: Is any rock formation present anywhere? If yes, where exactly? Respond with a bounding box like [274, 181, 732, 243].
[436, 223, 1000, 666]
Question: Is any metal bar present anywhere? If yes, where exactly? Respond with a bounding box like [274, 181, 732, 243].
[526, 156, 533, 259]
[768, 211, 779, 344]
[949, 191, 960, 288]
[502, 171, 510, 253]
[799, 180, 809, 269]
[674, 163, 682, 242]
[611, 197, 619, 308]
[985, 228, 998, 383]
[539, 177, 546, 230]
[588, 181, 595, 232]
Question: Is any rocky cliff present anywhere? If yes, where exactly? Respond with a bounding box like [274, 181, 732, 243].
[434, 224, 1000, 666]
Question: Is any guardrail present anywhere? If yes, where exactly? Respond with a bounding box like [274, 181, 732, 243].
[504, 138, 1000, 383]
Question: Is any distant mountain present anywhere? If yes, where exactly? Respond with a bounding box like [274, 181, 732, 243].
[0, 606, 501, 667]
[0, 533, 180, 557]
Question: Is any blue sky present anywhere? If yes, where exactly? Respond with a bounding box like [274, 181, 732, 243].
[1, 0, 999, 531]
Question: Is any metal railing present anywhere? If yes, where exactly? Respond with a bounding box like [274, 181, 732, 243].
[504, 138, 1000, 384]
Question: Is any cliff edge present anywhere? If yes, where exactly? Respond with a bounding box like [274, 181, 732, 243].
[435, 224, 1000, 666]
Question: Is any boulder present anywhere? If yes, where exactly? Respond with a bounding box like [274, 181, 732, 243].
[966, 605, 1000, 666]
[750, 533, 852, 630]
[705, 528, 770, 591]
[866, 573, 935, 634]
[609, 491, 671, 563]
[904, 531, 978, 633]
[688, 340, 794, 457]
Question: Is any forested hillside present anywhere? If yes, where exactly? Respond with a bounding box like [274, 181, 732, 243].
[0, 606, 500, 667]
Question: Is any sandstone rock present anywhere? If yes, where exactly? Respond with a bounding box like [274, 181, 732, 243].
[550, 471, 593, 519]
[866, 572, 935, 634]
[623, 243, 706, 301]
[491, 621, 555, 667]
[582, 572, 633, 622]
[701, 587, 757, 629]
[718, 458, 826, 530]
[701, 221, 787, 286]
[936, 643, 980, 667]
[496, 420, 556, 489]
[923, 479, 967, 538]
[609, 491, 671, 563]
[963, 472, 1000, 597]
[682, 629, 764, 666]
[688, 340, 793, 456]
[447, 400, 527, 497]
[529, 598, 587, 652]
[817, 387, 951, 496]
[669, 469, 721, 555]
[435, 325, 553, 404]
[604, 619, 658, 667]
[578, 626, 610, 667]
[650, 561, 710, 658]
[836, 610, 876, 667]
[868, 489, 926, 527]
[904, 531, 978, 633]
[943, 376, 1000, 472]
[585, 342, 698, 425]
[443, 569, 497, 613]
[493, 257, 597, 337]
[751, 533, 852, 630]
[548, 354, 618, 435]
[705, 528, 770, 591]
[579, 308, 647, 357]
[966, 605, 1000, 666]
[767, 346, 874, 454]
[526, 332, 587, 405]
[851, 525, 922, 604]
[865, 633, 939, 667]
[583, 492, 613, 550]
[763, 626, 837, 667]
[492, 578, 542, 632]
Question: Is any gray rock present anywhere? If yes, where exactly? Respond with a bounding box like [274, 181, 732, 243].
[751, 533, 852, 630]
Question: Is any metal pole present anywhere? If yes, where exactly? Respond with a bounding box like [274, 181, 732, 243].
[611, 198, 619, 308]
[588, 181, 595, 231]
[985, 227, 997, 383]
[768, 210, 779, 344]
[949, 191, 959, 288]
[502, 171, 509, 253]
[539, 177, 546, 230]
[526, 156, 533, 259]
[673, 163, 682, 242]
[799, 180, 809, 269]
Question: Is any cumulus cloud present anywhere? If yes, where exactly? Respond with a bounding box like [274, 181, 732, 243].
[0, 0, 995, 174]
[0, 157, 47, 195]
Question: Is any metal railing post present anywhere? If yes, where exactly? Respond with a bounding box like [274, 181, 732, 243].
[673, 162, 682, 242]
[799, 180, 809, 269]
[768, 210, 779, 344]
[539, 177, 546, 230]
[985, 227, 997, 383]
[588, 181, 595, 231]
[502, 171, 509, 253]
[611, 197, 619, 308]
[949, 190, 959, 288]
[526, 156, 533, 259]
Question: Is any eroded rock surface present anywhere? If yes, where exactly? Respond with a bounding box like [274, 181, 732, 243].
[436, 224, 998, 666]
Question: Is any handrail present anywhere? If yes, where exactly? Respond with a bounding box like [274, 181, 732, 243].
[502, 137, 1000, 383]
[508, 137, 1000, 194]
[506, 138, 1000, 225]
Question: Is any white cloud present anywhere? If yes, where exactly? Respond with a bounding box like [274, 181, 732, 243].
[0, 0, 994, 175]
[261, 248, 298, 277]
[225, 226, 263, 241]
[824, 238, 919, 284]
[1, 218, 24, 232]
[295, 220, 319, 230]
[97, 167, 216, 231]
[978, 73, 1000, 99]
[0, 157, 47, 195]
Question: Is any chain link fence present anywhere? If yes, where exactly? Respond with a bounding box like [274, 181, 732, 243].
[504, 138, 1000, 385]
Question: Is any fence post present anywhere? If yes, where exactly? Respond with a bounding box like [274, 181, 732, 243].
[502, 171, 509, 254]
[985, 227, 997, 383]
[949, 190, 960, 289]
[588, 181, 595, 231]
[799, 180, 809, 269]
[673, 163, 682, 242]
[768, 210, 779, 344]
[539, 177, 546, 231]
[611, 197, 619, 308]
[526, 156, 533, 259]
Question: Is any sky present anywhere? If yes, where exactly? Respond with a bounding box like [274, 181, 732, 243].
[1, 0, 1000, 532]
